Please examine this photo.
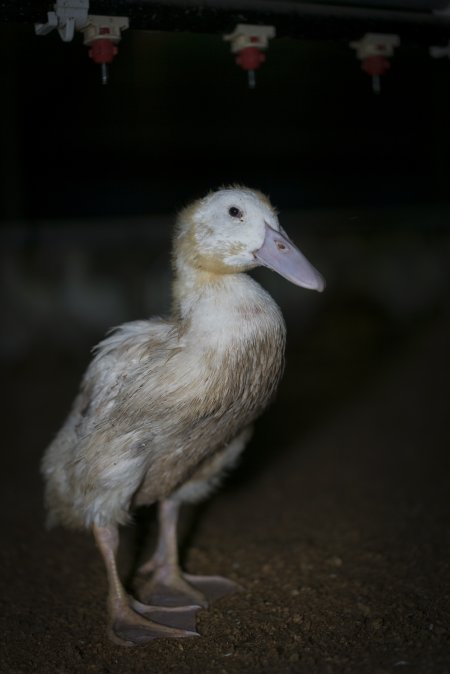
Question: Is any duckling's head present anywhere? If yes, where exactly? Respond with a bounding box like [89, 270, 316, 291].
[174, 186, 325, 292]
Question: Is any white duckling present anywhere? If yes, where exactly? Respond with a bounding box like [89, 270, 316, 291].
[42, 186, 325, 646]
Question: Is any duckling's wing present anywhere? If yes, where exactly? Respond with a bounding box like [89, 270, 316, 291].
[74, 318, 179, 438]
[42, 318, 181, 528]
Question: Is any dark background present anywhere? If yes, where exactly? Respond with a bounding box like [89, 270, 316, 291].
[1, 6, 450, 673]
[2, 12, 450, 222]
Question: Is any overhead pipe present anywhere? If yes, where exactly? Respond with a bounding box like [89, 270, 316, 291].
[2, 0, 450, 45]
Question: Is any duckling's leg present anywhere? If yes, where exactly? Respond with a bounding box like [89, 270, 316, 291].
[93, 523, 200, 645]
[136, 498, 239, 608]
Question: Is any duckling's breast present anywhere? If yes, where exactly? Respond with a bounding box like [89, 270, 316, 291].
[134, 278, 286, 504]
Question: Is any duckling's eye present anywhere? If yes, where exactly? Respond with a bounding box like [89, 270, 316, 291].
[228, 206, 243, 219]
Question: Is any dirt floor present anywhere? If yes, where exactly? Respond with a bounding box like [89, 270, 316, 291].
[1, 306, 450, 674]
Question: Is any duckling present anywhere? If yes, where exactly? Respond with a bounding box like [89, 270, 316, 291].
[42, 186, 325, 646]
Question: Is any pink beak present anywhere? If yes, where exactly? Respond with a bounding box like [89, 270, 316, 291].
[254, 223, 325, 292]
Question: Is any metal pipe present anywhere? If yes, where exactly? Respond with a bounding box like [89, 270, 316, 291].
[92, 0, 450, 44]
[2, 0, 450, 44]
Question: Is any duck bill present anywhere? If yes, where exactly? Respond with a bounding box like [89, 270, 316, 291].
[254, 224, 325, 292]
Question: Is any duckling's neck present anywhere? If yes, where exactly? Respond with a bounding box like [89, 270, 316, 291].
[172, 256, 217, 320]
[172, 257, 284, 347]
